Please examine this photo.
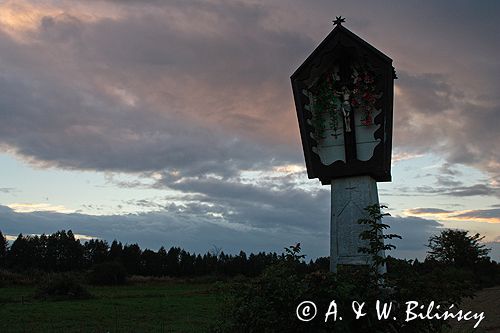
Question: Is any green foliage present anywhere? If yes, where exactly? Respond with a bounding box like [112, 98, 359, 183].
[383, 258, 475, 333]
[358, 204, 401, 276]
[35, 273, 92, 300]
[218, 243, 307, 331]
[87, 261, 127, 285]
[310, 77, 341, 139]
[216, 261, 304, 332]
[212, 205, 398, 332]
[426, 229, 499, 288]
[213, 254, 391, 332]
[214, 205, 480, 333]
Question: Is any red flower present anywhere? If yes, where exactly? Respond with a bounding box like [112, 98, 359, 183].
[361, 117, 373, 126]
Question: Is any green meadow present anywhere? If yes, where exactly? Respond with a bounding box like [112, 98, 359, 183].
[0, 282, 220, 333]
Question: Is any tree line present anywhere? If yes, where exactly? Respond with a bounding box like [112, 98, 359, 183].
[1, 228, 498, 284]
[0, 230, 327, 277]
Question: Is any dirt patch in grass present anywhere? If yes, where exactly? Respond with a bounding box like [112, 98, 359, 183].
[449, 286, 500, 332]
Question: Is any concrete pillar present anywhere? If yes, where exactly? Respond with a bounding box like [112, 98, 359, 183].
[330, 175, 386, 274]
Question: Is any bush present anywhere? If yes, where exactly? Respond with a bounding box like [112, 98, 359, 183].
[0, 269, 37, 286]
[87, 261, 127, 285]
[224, 262, 304, 332]
[212, 205, 475, 333]
[0, 270, 18, 287]
[35, 273, 91, 300]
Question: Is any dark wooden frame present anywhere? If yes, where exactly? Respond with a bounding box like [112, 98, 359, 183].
[291, 24, 395, 184]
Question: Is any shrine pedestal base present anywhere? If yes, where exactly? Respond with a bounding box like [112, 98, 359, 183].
[330, 176, 386, 274]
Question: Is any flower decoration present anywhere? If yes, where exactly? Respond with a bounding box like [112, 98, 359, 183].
[351, 65, 382, 127]
[308, 63, 382, 142]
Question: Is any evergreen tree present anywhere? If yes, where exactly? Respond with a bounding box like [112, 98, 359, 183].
[122, 243, 142, 274]
[109, 240, 123, 262]
[166, 247, 181, 276]
[83, 239, 109, 267]
[141, 249, 161, 276]
[45, 230, 84, 271]
[0, 230, 8, 268]
[8, 234, 37, 270]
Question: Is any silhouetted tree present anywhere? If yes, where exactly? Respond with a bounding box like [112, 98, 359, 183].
[122, 243, 142, 275]
[166, 247, 181, 276]
[45, 230, 84, 271]
[194, 254, 206, 275]
[427, 229, 490, 268]
[141, 249, 161, 276]
[203, 252, 218, 275]
[179, 249, 195, 276]
[109, 240, 123, 262]
[83, 239, 109, 267]
[8, 234, 38, 270]
[0, 230, 8, 268]
[157, 247, 168, 275]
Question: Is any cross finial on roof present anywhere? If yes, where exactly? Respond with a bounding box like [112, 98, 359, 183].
[333, 16, 346, 27]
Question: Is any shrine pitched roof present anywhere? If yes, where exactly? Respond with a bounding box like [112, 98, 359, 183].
[291, 25, 392, 80]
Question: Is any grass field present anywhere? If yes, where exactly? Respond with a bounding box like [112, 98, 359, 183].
[2, 280, 498, 332]
[0, 281, 221, 333]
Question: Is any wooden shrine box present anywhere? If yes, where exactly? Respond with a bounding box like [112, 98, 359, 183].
[291, 22, 396, 185]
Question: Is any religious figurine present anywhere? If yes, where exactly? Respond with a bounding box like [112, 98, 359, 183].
[332, 66, 341, 81]
[341, 87, 352, 132]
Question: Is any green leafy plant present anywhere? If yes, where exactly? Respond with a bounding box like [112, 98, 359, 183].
[358, 204, 401, 277]
[213, 204, 481, 332]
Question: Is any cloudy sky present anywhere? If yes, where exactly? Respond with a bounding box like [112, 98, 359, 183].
[1, 0, 499, 261]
